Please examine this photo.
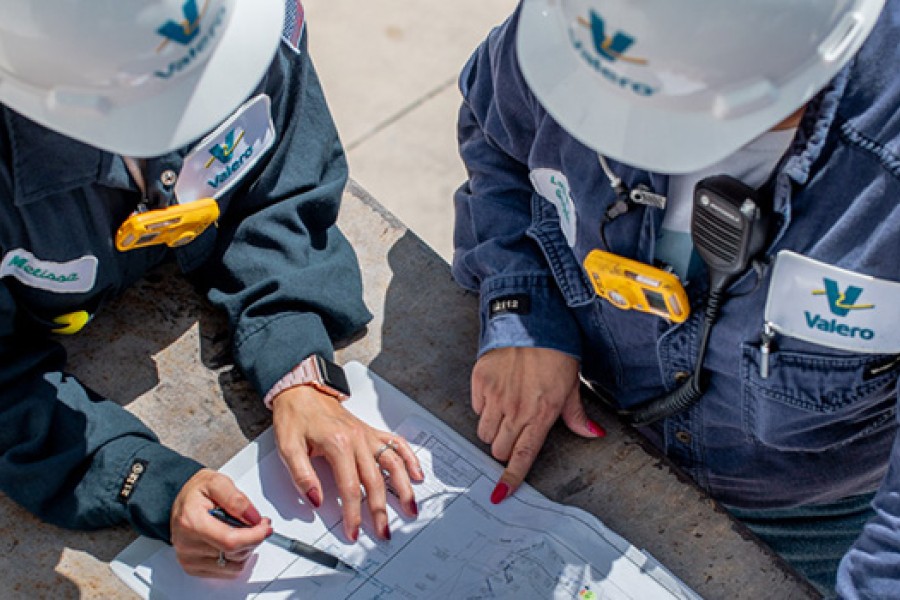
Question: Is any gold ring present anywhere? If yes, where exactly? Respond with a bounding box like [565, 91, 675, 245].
[374, 439, 398, 463]
[217, 551, 228, 567]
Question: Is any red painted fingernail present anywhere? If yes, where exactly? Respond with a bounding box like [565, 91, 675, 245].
[587, 419, 606, 438]
[490, 482, 510, 505]
[242, 506, 262, 525]
[382, 524, 392, 540]
[408, 500, 418, 516]
[350, 528, 359, 542]
[306, 488, 322, 508]
[266, 527, 274, 537]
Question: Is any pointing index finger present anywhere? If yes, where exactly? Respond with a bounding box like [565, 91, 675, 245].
[490, 468, 524, 505]
[491, 424, 550, 505]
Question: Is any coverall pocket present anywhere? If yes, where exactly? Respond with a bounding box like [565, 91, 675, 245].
[741, 344, 898, 452]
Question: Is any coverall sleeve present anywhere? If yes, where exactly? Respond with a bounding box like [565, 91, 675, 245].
[836, 411, 900, 598]
[0, 282, 203, 542]
[452, 11, 582, 359]
[200, 35, 373, 397]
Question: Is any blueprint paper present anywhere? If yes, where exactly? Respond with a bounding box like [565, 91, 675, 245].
[111, 362, 701, 599]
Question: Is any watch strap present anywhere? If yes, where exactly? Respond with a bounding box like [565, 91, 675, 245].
[262, 355, 348, 409]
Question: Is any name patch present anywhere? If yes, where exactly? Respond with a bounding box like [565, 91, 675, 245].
[489, 295, 532, 318]
[530, 168, 578, 248]
[0, 249, 97, 294]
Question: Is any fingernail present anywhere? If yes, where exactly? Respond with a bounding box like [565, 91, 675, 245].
[382, 524, 392, 540]
[415, 467, 425, 481]
[306, 488, 322, 508]
[408, 500, 418, 516]
[587, 419, 606, 438]
[350, 528, 359, 542]
[490, 482, 510, 505]
[266, 526, 274, 537]
[242, 506, 262, 525]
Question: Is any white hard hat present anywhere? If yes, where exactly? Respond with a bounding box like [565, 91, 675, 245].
[0, 0, 284, 157]
[517, 0, 885, 173]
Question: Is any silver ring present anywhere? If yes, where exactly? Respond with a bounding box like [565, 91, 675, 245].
[217, 551, 228, 567]
[374, 439, 398, 463]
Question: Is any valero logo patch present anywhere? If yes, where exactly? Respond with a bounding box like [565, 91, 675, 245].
[205, 129, 246, 168]
[204, 127, 253, 189]
[813, 278, 875, 317]
[765, 251, 900, 354]
[805, 278, 876, 341]
[176, 94, 276, 203]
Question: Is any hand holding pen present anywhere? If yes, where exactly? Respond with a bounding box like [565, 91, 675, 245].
[209, 507, 357, 574]
[170, 469, 273, 579]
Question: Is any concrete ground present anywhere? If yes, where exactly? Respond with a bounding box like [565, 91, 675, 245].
[303, 1, 519, 261]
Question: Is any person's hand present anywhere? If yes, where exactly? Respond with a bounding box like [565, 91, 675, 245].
[472, 347, 605, 504]
[271, 386, 424, 542]
[170, 468, 271, 578]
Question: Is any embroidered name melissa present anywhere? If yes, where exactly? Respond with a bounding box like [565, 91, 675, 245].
[489, 295, 531, 318]
[118, 459, 149, 505]
[0, 249, 97, 293]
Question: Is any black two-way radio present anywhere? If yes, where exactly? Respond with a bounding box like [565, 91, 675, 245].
[692, 176, 774, 290]
[628, 175, 775, 426]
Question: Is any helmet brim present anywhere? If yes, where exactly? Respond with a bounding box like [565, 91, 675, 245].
[2, 0, 284, 157]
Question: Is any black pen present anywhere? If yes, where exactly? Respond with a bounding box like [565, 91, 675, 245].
[208, 507, 357, 575]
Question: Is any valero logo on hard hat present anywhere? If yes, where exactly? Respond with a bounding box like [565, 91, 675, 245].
[568, 9, 656, 96]
[580, 11, 645, 65]
[806, 278, 876, 340]
[154, 0, 227, 80]
[157, 0, 205, 47]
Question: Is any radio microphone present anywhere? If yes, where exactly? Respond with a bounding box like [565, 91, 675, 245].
[629, 175, 775, 426]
